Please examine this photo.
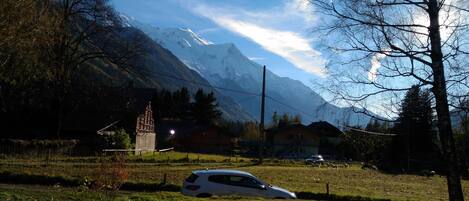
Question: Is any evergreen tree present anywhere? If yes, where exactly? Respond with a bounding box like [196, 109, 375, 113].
[292, 114, 302, 125]
[278, 113, 290, 127]
[173, 87, 190, 120]
[393, 85, 435, 170]
[271, 112, 279, 128]
[192, 89, 221, 124]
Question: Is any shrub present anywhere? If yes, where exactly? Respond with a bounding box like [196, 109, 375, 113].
[0, 171, 82, 187]
[120, 182, 180, 192]
[105, 129, 131, 149]
[295, 192, 391, 201]
[92, 156, 128, 191]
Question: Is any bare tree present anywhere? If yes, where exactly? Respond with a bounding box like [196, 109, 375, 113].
[40, 0, 142, 138]
[309, 0, 468, 200]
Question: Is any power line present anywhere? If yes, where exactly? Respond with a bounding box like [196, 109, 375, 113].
[236, 96, 259, 104]
[145, 69, 321, 118]
[145, 69, 358, 125]
[265, 95, 317, 119]
[148, 68, 401, 137]
[147, 70, 261, 96]
[341, 126, 398, 136]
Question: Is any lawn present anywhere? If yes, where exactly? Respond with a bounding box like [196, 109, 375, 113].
[0, 154, 468, 201]
[0, 184, 261, 201]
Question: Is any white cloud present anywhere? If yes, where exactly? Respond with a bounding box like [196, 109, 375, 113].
[368, 53, 386, 82]
[368, 0, 466, 82]
[248, 57, 266, 61]
[197, 27, 221, 34]
[189, 2, 327, 77]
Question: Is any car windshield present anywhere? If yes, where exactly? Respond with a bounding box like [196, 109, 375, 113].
[253, 176, 268, 186]
[185, 173, 199, 183]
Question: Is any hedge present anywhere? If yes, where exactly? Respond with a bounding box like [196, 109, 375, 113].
[295, 192, 392, 201]
[0, 171, 179, 192]
[120, 182, 180, 192]
[0, 171, 82, 187]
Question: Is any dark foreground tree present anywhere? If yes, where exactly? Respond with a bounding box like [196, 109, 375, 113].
[393, 85, 437, 170]
[0, 0, 142, 138]
[310, 0, 468, 200]
[44, 0, 141, 138]
[192, 89, 222, 124]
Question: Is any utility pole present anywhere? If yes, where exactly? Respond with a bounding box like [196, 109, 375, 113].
[259, 65, 266, 164]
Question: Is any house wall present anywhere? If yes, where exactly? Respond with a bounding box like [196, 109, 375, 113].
[269, 127, 320, 159]
[135, 103, 156, 154]
[272, 145, 318, 158]
[135, 132, 156, 154]
[174, 128, 233, 153]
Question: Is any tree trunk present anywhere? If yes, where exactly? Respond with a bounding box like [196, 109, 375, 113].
[428, 1, 465, 200]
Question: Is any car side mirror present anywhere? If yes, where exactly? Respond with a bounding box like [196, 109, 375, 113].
[258, 184, 267, 190]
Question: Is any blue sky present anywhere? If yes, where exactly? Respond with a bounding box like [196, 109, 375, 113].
[111, 0, 469, 118]
[111, 0, 327, 90]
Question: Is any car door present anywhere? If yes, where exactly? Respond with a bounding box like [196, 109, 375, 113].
[227, 175, 266, 197]
[207, 175, 231, 196]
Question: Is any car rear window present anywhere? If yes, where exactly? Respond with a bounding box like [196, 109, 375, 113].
[208, 175, 227, 183]
[185, 173, 199, 183]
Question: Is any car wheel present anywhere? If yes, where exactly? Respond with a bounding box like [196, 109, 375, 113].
[196, 193, 212, 198]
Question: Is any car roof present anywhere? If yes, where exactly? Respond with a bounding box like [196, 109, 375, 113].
[192, 169, 254, 177]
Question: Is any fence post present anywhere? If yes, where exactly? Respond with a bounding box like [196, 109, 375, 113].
[326, 183, 330, 195]
[162, 173, 167, 184]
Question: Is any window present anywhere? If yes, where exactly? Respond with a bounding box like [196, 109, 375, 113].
[208, 175, 228, 184]
[208, 175, 262, 189]
[230, 176, 262, 189]
[185, 173, 199, 183]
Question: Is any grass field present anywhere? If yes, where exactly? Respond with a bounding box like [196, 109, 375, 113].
[0, 153, 468, 201]
[0, 184, 261, 201]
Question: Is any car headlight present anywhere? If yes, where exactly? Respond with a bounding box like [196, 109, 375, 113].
[290, 192, 297, 199]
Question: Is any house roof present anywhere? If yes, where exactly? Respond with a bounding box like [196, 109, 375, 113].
[307, 121, 343, 137]
[266, 124, 310, 133]
[266, 121, 343, 138]
[61, 87, 156, 135]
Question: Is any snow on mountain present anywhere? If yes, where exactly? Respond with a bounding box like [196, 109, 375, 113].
[129, 20, 371, 127]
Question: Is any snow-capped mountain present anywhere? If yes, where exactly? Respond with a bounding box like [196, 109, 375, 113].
[131, 20, 371, 127]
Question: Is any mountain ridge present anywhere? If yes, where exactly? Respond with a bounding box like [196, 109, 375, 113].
[83, 24, 253, 121]
[129, 19, 372, 127]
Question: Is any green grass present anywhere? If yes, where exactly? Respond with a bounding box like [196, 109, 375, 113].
[0, 154, 468, 201]
[0, 184, 261, 201]
[0, 151, 252, 164]
[128, 152, 251, 163]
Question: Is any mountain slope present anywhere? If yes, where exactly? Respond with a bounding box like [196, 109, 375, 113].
[83, 25, 253, 121]
[132, 22, 372, 126]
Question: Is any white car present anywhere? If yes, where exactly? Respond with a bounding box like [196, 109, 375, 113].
[305, 154, 325, 164]
[182, 169, 296, 199]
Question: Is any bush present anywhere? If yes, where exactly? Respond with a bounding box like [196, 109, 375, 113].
[0, 171, 82, 187]
[0, 171, 179, 192]
[105, 129, 131, 149]
[0, 139, 79, 156]
[295, 192, 391, 201]
[120, 182, 180, 192]
[92, 156, 128, 191]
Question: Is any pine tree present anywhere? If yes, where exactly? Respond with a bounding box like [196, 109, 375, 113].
[278, 113, 290, 127]
[271, 112, 279, 128]
[192, 89, 221, 124]
[173, 87, 190, 120]
[292, 114, 301, 125]
[393, 85, 435, 169]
